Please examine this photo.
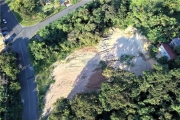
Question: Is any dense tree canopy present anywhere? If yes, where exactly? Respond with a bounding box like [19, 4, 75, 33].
[0, 52, 20, 80]
[0, 52, 21, 120]
[10, 0, 36, 16]
[48, 66, 180, 119]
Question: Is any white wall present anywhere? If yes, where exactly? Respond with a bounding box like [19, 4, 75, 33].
[158, 45, 170, 60]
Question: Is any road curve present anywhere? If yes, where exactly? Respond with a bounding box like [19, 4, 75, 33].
[2, 0, 91, 120]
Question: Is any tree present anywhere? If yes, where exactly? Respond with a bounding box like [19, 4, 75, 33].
[11, 0, 36, 16]
[157, 56, 168, 64]
[147, 27, 166, 44]
[174, 46, 180, 55]
[99, 67, 136, 111]
[175, 55, 180, 66]
[0, 52, 20, 80]
[48, 98, 74, 120]
[0, 51, 21, 120]
[148, 45, 158, 58]
[70, 93, 103, 119]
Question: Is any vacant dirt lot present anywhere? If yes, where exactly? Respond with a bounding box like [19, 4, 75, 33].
[42, 47, 101, 117]
[42, 27, 156, 117]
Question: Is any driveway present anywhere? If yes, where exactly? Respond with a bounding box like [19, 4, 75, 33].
[1, 0, 91, 120]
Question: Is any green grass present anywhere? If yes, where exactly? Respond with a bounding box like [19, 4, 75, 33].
[12, 11, 41, 26]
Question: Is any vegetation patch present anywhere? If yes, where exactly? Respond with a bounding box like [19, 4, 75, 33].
[99, 60, 107, 70]
[48, 66, 180, 119]
[157, 56, 168, 65]
[119, 54, 134, 67]
[36, 67, 55, 114]
[0, 51, 21, 120]
[6, 0, 76, 26]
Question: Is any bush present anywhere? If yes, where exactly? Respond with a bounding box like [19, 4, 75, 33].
[148, 45, 158, 58]
[99, 60, 107, 70]
[119, 54, 134, 67]
[174, 46, 180, 55]
[157, 56, 168, 64]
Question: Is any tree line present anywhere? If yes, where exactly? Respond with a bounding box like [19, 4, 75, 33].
[0, 52, 21, 120]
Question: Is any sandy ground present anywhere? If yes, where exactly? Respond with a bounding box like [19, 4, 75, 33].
[98, 28, 155, 75]
[42, 47, 101, 117]
[42, 27, 157, 117]
[0, 36, 4, 52]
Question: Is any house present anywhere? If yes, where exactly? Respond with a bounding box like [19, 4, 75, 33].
[170, 38, 180, 47]
[157, 43, 177, 60]
[64, 1, 71, 7]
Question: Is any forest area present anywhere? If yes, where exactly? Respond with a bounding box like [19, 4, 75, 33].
[28, 0, 180, 119]
[0, 52, 21, 120]
[48, 66, 180, 120]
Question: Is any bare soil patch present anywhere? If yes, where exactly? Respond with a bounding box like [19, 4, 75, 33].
[42, 27, 157, 117]
[42, 47, 100, 117]
[86, 69, 107, 92]
[0, 36, 4, 52]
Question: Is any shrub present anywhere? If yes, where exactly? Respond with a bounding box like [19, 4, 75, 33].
[148, 45, 158, 58]
[157, 56, 168, 64]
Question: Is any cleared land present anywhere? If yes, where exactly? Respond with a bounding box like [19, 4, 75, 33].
[0, 36, 4, 52]
[42, 28, 157, 117]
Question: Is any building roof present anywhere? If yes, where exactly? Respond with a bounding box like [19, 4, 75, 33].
[64, 1, 70, 5]
[162, 43, 177, 60]
[172, 38, 180, 46]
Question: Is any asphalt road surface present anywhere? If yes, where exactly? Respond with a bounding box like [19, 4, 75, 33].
[0, 0, 91, 120]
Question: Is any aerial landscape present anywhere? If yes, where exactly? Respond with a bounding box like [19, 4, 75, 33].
[0, 0, 180, 120]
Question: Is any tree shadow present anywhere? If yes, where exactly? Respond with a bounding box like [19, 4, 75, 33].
[100, 32, 153, 76]
[67, 53, 101, 99]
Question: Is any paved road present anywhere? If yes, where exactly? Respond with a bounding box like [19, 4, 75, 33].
[1, 0, 91, 120]
[0, 1, 22, 40]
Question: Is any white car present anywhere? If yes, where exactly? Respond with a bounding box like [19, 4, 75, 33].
[2, 19, 7, 24]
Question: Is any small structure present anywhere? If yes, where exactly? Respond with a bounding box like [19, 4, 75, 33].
[170, 38, 180, 47]
[157, 43, 177, 60]
[64, 1, 71, 7]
